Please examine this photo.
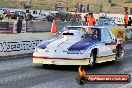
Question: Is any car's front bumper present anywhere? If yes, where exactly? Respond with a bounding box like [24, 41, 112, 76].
[33, 56, 90, 65]
[33, 49, 91, 65]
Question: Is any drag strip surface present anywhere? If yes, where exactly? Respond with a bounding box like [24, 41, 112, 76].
[0, 47, 132, 88]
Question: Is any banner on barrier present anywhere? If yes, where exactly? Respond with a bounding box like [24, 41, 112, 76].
[0, 40, 42, 56]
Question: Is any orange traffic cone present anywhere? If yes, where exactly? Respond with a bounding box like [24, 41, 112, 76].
[51, 20, 56, 33]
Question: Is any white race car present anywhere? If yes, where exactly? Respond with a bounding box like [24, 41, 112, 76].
[33, 26, 124, 66]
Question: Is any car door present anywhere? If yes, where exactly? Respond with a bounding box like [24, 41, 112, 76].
[99, 28, 116, 57]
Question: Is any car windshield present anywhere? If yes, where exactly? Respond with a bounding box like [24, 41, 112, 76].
[53, 27, 100, 40]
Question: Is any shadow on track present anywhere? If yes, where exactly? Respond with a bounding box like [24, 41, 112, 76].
[32, 61, 118, 72]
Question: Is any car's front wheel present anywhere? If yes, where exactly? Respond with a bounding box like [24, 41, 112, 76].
[115, 45, 122, 61]
[89, 52, 96, 67]
[42, 64, 49, 67]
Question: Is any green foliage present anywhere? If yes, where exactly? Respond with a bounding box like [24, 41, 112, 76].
[123, 0, 132, 3]
[108, 0, 112, 3]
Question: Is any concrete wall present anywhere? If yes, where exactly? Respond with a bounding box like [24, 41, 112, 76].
[0, 33, 52, 56]
[0, 39, 42, 56]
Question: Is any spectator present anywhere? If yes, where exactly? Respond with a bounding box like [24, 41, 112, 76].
[84, 14, 88, 22]
[33, 10, 37, 14]
[39, 10, 42, 15]
[75, 2, 79, 12]
[86, 12, 96, 26]
[67, 7, 69, 11]
[33, 10, 36, 14]
[68, 13, 72, 21]
[55, 4, 58, 11]
[0, 15, 3, 20]
[124, 11, 128, 28]
[17, 12, 24, 33]
[70, 16, 79, 26]
[21, 12, 26, 21]
[80, 4, 83, 13]
[128, 17, 132, 26]
[27, 12, 33, 21]
[1, 12, 9, 21]
[87, 4, 89, 12]
[46, 12, 54, 22]
[83, 5, 86, 12]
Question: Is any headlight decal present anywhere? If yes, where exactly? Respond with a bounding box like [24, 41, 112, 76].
[67, 50, 86, 54]
[37, 40, 52, 49]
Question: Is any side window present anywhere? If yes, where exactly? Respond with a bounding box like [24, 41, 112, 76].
[101, 29, 112, 43]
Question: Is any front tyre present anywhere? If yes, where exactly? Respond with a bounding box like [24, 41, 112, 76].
[89, 52, 96, 67]
[42, 64, 49, 67]
[115, 45, 122, 61]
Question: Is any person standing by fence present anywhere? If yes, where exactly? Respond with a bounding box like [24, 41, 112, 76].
[128, 17, 132, 26]
[86, 12, 96, 26]
[75, 2, 79, 12]
[80, 4, 83, 13]
[124, 11, 128, 28]
[27, 12, 33, 21]
[17, 12, 24, 33]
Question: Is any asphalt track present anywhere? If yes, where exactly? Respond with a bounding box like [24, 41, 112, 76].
[0, 44, 132, 88]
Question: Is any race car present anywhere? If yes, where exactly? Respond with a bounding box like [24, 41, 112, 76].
[33, 26, 124, 66]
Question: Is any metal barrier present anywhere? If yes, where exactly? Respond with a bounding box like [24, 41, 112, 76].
[0, 33, 52, 56]
[26, 21, 70, 32]
[0, 20, 26, 34]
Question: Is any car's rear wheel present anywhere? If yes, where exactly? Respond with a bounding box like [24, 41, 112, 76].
[89, 51, 96, 67]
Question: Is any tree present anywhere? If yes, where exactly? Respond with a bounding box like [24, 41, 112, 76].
[108, 0, 112, 3]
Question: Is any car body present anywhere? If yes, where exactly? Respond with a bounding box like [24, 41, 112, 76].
[33, 26, 124, 66]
